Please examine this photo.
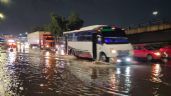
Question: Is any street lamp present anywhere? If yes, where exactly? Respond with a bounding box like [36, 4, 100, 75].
[152, 11, 159, 23]
[152, 11, 158, 16]
[0, 0, 10, 5]
[0, 13, 5, 20]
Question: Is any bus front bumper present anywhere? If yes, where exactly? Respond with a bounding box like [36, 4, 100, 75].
[109, 56, 132, 64]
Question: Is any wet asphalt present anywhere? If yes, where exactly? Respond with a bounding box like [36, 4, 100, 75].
[0, 47, 171, 96]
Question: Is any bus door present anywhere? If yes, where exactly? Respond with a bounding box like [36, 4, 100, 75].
[64, 36, 68, 54]
[92, 33, 97, 60]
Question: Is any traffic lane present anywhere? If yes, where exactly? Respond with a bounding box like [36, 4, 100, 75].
[1, 47, 171, 96]
[0, 49, 86, 96]
[68, 58, 171, 96]
[125, 62, 171, 96]
[1, 49, 125, 96]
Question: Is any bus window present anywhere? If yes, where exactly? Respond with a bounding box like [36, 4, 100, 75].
[77, 31, 92, 41]
[68, 33, 73, 41]
[84, 31, 92, 41]
[101, 28, 129, 44]
[72, 33, 77, 41]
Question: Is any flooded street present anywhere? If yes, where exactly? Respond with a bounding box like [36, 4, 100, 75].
[0, 47, 171, 96]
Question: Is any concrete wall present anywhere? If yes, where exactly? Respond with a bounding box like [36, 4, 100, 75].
[127, 29, 171, 44]
[126, 23, 171, 34]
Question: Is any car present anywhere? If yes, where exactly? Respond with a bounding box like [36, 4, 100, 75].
[133, 44, 165, 61]
[160, 45, 171, 58]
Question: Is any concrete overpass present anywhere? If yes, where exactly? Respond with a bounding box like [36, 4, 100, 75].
[126, 22, 171, 44]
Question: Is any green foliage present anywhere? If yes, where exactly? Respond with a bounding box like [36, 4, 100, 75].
[67, 12, 84, 30]
[48, 13, 67, 37]
[31, 26, 46, 32]
[30, 12, 84, 37]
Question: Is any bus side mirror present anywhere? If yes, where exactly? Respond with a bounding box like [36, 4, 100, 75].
[97, 35, 101, 38]
[97, 35, 103, 44]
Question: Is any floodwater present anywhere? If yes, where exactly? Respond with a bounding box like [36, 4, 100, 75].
[0, 47, 171, 96]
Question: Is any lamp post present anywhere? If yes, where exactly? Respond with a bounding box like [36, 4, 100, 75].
[152, 11, 158, 16]
[152, 11, 160, 30]
[0, 0, 10, 5]
[151, 11, 159, 24]
[0, 12, 5, 20]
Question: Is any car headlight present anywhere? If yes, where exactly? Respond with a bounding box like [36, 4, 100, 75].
[126, 57, 132, 62]
[154, 52, 161, 56]
[61, 44, 64, 48]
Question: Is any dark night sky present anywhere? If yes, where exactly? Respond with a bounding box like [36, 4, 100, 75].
[0, 0, 171, 35]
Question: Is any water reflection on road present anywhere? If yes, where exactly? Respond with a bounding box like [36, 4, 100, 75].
[150, 64, 162, 83]
[0, 47, 171, 96]
[69, 60, 131, 96]
[68, 59, 171, 96]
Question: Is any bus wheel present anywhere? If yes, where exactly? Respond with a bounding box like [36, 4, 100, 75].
[99, 53, 108, 62]
[68, 49, 72, 55]
[71, 50, 76, 56]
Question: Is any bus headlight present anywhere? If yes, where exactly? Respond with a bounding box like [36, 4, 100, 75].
[117, 59, 122, 63]
[111, 49, 117, 54]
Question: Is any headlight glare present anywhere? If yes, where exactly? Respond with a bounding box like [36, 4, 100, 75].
[126, 57, 131, 62]
[111, 49, 117, 54]
[154, 52, 161, 56]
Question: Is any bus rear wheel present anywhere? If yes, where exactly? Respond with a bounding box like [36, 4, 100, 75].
[99, 53, 108, 62]
[68, 49, 72, 55]
[71, 50, 76, 56]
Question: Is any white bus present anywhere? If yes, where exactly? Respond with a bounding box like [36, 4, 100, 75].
[63, 25, 133, 63]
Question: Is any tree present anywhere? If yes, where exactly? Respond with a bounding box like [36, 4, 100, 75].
[48, 13, 67, 44]
[66, 12, 84, 31]
[48, 13, 67, 37]
[31, 26, 46, 32]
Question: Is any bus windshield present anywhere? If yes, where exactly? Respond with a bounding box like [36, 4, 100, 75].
[101, 28, 129, 44]
[101, 29, 126, 37]
[104, 37, 129, 44]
